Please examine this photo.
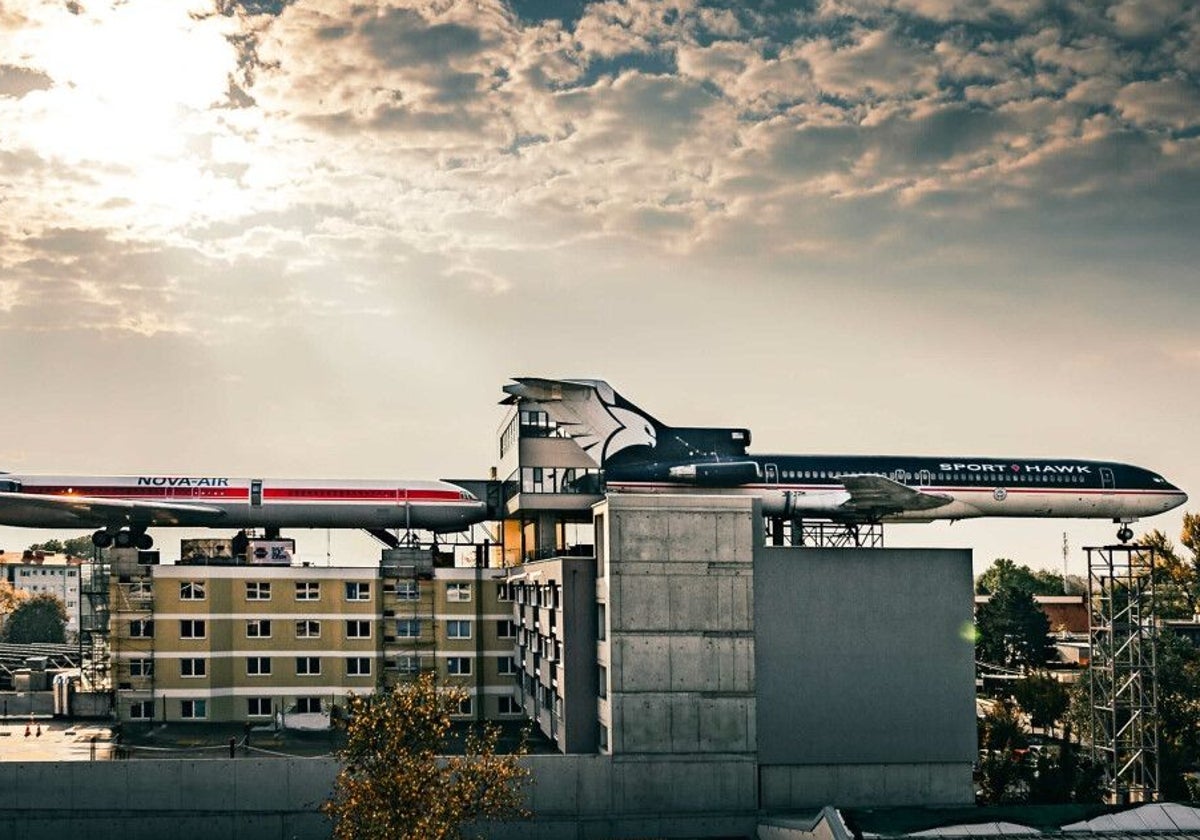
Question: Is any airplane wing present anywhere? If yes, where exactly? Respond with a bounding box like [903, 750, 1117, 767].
[839, 474, 952, 515]
[0, 492, 228, 527]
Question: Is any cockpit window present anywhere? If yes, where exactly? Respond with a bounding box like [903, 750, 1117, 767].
[1152, 477, 1165, 484]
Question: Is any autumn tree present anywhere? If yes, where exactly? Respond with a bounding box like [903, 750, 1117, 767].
[2, 593, 68, 643]
[1138, 518, 1200, 619]
[324, 672, 530, 840]
[0, 579, 30, 616]
[976, 584, 1053, 671]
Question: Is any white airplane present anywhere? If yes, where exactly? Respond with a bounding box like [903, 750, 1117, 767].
[0, 473, 487, 549]
[502, 378, 1189, 542]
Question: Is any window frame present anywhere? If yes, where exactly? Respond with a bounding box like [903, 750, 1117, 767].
[296, 656, 321, 676]
[245, 581, 271, 601]
[180, 619, 207, 639]
[295, 619, 321, 639]
[246, 619, 272, 639]
[344, 581, 371, 602]
[247, 656, 272, 676]
[179, 581, 206, 601]
[295, 581, 320, 601]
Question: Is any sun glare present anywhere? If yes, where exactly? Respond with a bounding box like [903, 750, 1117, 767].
[5, 1, 242, 225]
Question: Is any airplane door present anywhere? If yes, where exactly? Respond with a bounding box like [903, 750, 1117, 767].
[1100, 467, 1115, 493]
[764, 464, 778, 484]
[251, 480, 263, 507]
[918, 469, 931, 486]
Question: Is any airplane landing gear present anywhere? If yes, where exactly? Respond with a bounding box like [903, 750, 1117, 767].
[1114, 518, 1137, 544]
[93, 529, 153, 550]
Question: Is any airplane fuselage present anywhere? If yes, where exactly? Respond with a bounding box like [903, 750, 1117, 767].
[605, 455, 1186, 523]
[0, 474, 487, 533]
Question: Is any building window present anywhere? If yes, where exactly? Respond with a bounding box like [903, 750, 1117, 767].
[295, 620, 320, 639]
[497, 656, 516, 676]
[395, 580, 419, 601]
[180, 581, 205, 601]
[447, 620, 471, 640]
[446, 657, 471, 676]
[498, 695, 519, 715]
[497, 582, 513, 602]
[246, 581, 271, 601]
[129, 658, 153, 678]
[129, 619, 154, 638]
[130, 700, 154, 720]
[345, 620, 371, 639]
[296, 656, 321, 676]
[446, 583, 472, 602]
[345, 582, 370, 601]
[599, 724, 609, 751]
[247, 698, 272, 717]
[180, 658, 206, 678]
[129, 581, 152, 600]
[497, 619, 516, 639]
[180, 619, 206, 639]
[598, 665, 608, 699]
[181, 699, 207, 720]
[455, 696, 473, 716]
[396, 619, 420, 638]
[295, 581, 320, 601]
[597, 603, 607, 641]
[347, 657, 371, 676]
[247, 657, 272, 676]
[295, 697, 322, 714]
[397, 656, 419, 675]
[247, 619, 272, 638]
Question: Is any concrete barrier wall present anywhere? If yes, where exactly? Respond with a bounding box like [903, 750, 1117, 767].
[0, 754, 759, 840]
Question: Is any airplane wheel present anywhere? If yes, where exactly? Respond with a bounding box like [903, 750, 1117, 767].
[1117, 527, 1134, 543]
[114, 530, 134, 549]
[135, 532, 154, 550]
[92, 530, 113, 549]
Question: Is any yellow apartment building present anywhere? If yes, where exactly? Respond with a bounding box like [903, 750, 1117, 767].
[110, 551, 521, 725]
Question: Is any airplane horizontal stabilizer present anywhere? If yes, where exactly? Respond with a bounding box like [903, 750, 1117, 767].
[0, 492, 228, 527]
[840, 474, 953, 514]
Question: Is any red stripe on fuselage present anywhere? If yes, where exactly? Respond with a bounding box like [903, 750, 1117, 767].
[20, 486, 465, 503]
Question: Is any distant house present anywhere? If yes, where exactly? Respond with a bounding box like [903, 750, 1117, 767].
[973, 593, 1088, 634]
[0, 550, 88, 633]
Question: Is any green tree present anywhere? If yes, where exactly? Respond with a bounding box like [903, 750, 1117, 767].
[1155, 630, 1200, 800]
[976, 558, 1065, 596]
[976, 585, 1053, 671]
[1138, 516, 1200, 619]
[2, 593, 68, 643]
[28, 538, 65, 554]
[1013, 671, 1069, 736]
[323, 672, 530, 840]
[0, 579, 30, 616]
[29, 535, 96, 559]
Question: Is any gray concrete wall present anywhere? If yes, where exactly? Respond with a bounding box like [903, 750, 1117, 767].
[0, 754, 759, 840]
[754, 546, 976, 807]
[600, 495, 758, 758]
[0, 757, 337, 840]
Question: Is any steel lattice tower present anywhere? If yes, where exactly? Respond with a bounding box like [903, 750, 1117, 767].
[1088, 543, 1159, 803]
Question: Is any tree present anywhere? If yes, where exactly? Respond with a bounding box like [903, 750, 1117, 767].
[2, 593, 68, 643]
[1154, 630, 1200, 800]
[29, 535, 96, 559]
[0, 580, 30, 616]
[977, 700, 1030, 803]
[28, 538, 65, 553]
[1013, 671, 1069, 736]
[323, 673, 530, 840]
[976, 584, 1053, 671]
[1137, 516, 1200, 619]
[976, 558, 1064, 596]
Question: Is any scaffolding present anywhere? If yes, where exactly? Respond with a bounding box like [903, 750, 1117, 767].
[765, 517, 885, 549]
[1088, 543, 1159, 804]
[78, 546, 111, 692]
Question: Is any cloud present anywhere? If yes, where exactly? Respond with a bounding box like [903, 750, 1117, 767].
[1114, 77, 1200, 130]
[0, 65, 52, 98]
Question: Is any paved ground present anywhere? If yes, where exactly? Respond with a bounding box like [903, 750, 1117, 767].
[0, 718, 114, 761]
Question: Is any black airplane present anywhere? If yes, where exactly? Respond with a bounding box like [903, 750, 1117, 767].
[501, 378, 1187, 543]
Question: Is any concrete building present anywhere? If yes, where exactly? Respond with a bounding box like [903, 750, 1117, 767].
[109, 549, 522, 724]
[0, 551, 88, 633]
[511, 555, 598, 752]
[508, 493, 976, 822]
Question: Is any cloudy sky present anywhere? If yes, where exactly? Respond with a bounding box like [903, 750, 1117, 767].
[1, 0, 1197, 573]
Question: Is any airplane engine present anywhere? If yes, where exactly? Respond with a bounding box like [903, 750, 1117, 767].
[762, 489, 853, 518]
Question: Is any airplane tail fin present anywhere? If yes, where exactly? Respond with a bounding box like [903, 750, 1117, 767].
[501, 378, 750, 466]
